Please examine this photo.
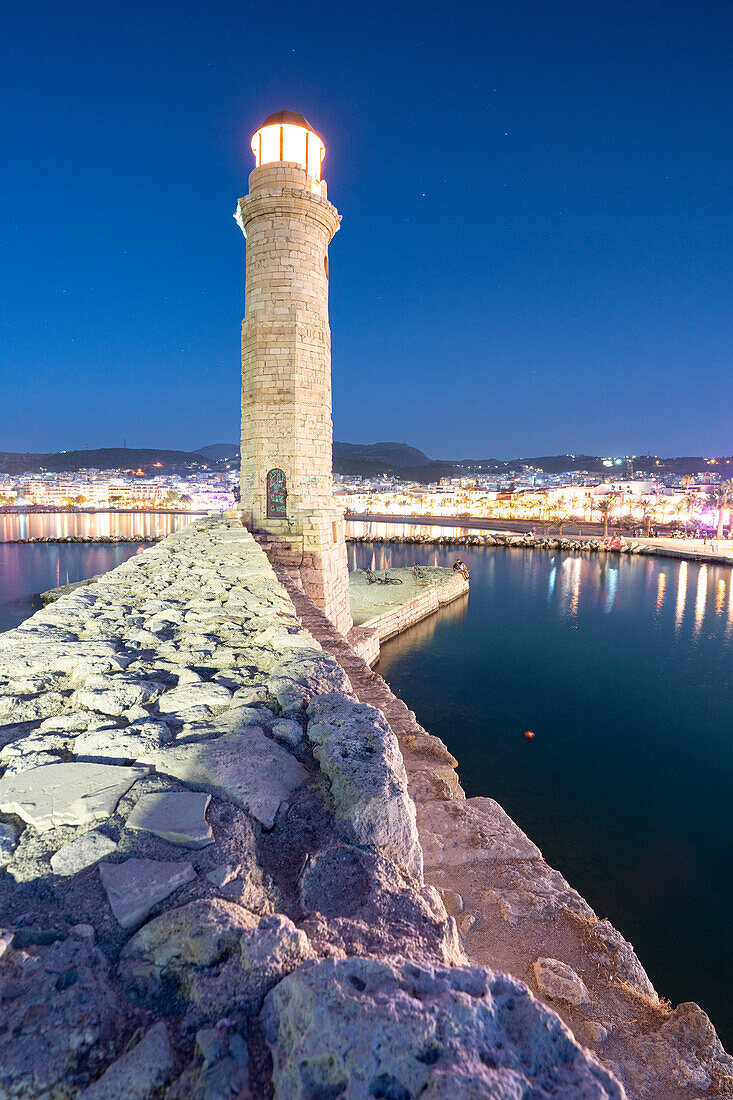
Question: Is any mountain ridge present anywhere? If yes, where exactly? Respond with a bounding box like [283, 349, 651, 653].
[0, 443, 729, 479]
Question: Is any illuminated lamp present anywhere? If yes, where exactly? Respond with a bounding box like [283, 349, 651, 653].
[250, 109, 326, 195]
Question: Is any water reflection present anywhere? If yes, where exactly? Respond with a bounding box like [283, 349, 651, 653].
[675, 560, 688, 632]
[0, 511, 195, 543]
[656, 572, 666, 613]
[603, 563, 618, 614]
[715, 578, 725, 616]
[347, 522, 732, 651]
[693, 566, 708, 635]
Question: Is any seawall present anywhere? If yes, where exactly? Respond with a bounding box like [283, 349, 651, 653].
[347, 526, 733, 567]
[0, 518, 729, 1098]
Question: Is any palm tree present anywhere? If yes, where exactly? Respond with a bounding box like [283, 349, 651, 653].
[596, 495, 615, 538]
[640, 498, 658, 537]
[682, 492, 697, 534]
[711, 480, 733, 540]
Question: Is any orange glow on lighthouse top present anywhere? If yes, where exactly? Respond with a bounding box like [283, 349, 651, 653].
[251, 110, 326, 194]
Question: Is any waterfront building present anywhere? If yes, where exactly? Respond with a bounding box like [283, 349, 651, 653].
[235, 110, 351, 633]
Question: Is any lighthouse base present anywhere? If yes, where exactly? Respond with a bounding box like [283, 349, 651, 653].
[244, 508, 353, 636]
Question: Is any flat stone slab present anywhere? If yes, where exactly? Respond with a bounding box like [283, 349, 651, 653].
[80, 1020, 174, 1099]
[156, 682, 233, 716]
[99, 858, 196, 929]
[0, 762, 149, 832]
[74, 721, 172, 764]
[51, 829, 118, 876]
[416, 795, 542, 869]
[139, 724, 308, 829]
[126, 791, 213, 848]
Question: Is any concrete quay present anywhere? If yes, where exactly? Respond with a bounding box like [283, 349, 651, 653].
[0, 518, 729, 1098]
[347, 566, 469, 666]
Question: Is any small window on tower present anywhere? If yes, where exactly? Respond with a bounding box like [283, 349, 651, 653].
[324, 254, 329, 281]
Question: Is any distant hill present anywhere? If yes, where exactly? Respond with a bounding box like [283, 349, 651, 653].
[196, 444, 239, 460]
[461, 454, 733, 476]
[0, 448, 208, 475]
[333, 442, 431, 467]
[2, 442, 728, 481]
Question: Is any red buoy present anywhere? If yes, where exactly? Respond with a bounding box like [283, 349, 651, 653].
[524, 730, 535, 740]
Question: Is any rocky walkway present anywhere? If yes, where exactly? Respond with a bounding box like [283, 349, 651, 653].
[0, 518, 625, 1099]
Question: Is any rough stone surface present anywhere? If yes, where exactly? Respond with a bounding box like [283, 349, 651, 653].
[238, 914, 314, 1001]
[0, 931, 126, 1099]
[0, 761, 148, 830]
[99, 857, 196, 928]
[269, 717, 303, 747]
[80, 1021, 174, 1099]
[418, 796, 542, 866]
[307, 694, 422, 880]
[126, 790, 213, 848]
[533, 956, 591, 1005]
[156, 681, 233, 717]
[121, 897, 258, 978]
[262, 957, 625, 1099]
[74, 719, 172, 763]
[0, 821, 19, 866]
[75, 676, 162, 716]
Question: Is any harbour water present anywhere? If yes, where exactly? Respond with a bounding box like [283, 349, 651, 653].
[349, 526, 733, 1046]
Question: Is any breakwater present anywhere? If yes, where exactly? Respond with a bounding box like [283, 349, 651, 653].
[347, 528, 733, 566]
[0, 518, 729, 1097]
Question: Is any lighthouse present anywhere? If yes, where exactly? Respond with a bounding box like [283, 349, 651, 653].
[235, 110, 352, 634]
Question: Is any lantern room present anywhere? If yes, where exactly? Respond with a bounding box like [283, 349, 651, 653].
[250, 110, 326, 194]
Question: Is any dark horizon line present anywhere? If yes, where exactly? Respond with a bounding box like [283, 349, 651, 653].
[1, 443, 732, 465]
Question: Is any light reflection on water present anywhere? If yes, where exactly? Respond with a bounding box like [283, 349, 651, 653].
[347, 523, 733, 1045]
[0, 511, 195, 543]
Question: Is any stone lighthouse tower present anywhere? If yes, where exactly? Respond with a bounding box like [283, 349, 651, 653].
[235, 110, 352, 634]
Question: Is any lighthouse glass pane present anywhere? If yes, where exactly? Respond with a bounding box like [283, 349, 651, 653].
[257, 125, 281, 166]
[251, 123, 325, 192]
[281, 124, 307, 166]
[307, 131, 325, 182]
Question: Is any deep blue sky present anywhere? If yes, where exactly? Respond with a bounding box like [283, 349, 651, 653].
[1, 0, 731, 459]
